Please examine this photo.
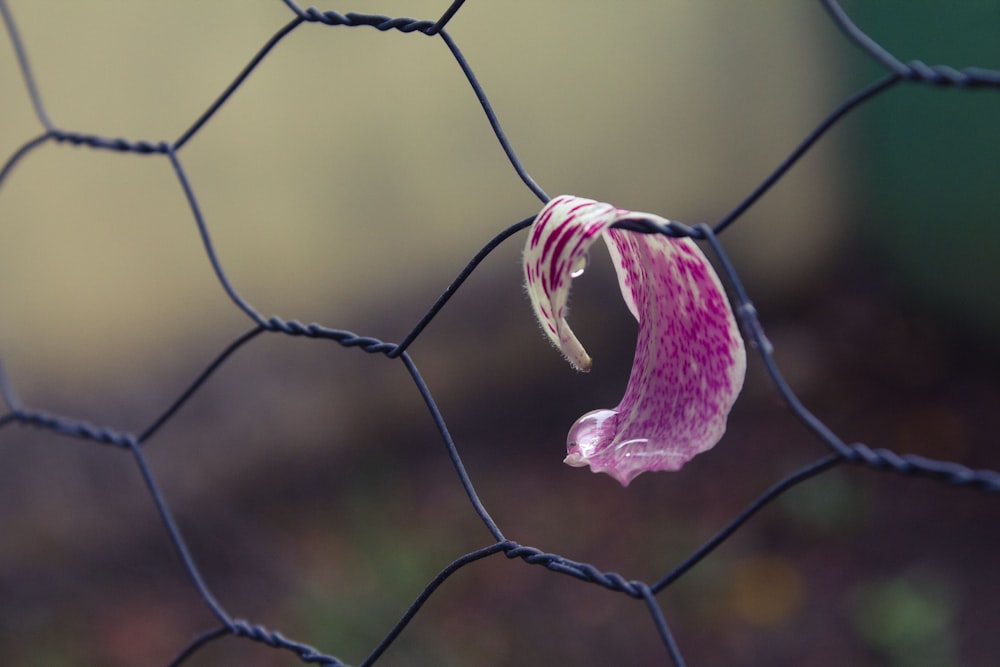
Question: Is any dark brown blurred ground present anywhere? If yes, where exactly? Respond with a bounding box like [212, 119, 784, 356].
[1, 242, 997, 667]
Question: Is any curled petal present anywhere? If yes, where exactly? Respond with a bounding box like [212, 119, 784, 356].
[524, 195, 746, 486]
[523, 195, 621, 371]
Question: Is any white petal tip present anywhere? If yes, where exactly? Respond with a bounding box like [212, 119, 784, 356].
[570, 354, 592, 373]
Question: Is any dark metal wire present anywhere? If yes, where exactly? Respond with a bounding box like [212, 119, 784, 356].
[428, 0, 468, 36]
[641, 585, 688, 667]
[228, 620, 346, 665]
[0, 0, 997, 665]
[438, 29, 551, 204]
[360, 541, 511, 667]
[712, 74, 900, 235]
[173, 17, 305, 151]
[653, 455, 843, 593]
[165, 626, 230, 667]
[391, 214, 536, 357]
[138, 326, 267, 444]
[125, 438, 234, 628]
[0, 0, 52, 130]
[0, 360, 21, 411]
[0, 132, 51, 188]
[819, 0, 1000, 87]
[401, 352, 504, 541]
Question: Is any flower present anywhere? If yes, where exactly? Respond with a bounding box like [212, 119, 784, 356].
[524, 195, 746, 486]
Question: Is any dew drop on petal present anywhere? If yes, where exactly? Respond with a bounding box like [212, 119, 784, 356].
[570, 252, 590, 279]
[565, 408, 617, 466]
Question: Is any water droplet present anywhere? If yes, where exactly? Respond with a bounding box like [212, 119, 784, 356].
[565, 408, 617, 464]
[570, 252, 589, 279]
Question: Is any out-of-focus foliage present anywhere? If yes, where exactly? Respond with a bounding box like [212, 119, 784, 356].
[849, 2, 1000, 337]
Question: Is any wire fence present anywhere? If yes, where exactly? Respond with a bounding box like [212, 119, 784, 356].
[1, 1, 998, 665]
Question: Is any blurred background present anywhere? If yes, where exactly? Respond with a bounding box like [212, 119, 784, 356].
[0, 1, 998, 665]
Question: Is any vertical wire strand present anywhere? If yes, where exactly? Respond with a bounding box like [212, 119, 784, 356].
[695, 224, 854, 457]
[0, 360, 20, 411]
[438, 30, 550, 203]
[0, 0, 53, 130]
[640, 586, 688, 667]
[400, 352, 504, 541]
[165, 147, 268, 326]
[125, 439, 232, 627]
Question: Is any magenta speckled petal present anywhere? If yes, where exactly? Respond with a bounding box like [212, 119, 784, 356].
[524, 195, 746, 486]
[523, 195, 621, 371]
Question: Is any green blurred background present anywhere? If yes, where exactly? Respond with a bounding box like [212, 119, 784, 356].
[0, 1, 998, 665]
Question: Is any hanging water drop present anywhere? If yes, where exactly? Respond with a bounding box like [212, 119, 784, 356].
[570, 252, 589, 279]
[565, 408, 617, 465]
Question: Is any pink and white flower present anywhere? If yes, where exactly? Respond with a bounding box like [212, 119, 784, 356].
[524, 195, 746, 486]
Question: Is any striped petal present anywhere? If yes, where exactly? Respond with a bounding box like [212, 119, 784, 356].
[524, 195, 746, 486]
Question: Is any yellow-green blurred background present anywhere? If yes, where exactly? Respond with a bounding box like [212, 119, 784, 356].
[0, 2, 998, 666]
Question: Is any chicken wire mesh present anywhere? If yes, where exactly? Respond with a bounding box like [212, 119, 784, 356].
[0, 1, 998, 665]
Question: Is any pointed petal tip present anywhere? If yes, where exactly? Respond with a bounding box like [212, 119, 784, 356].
[570, 353, 592, 373]
[523, 195, 611, 373]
